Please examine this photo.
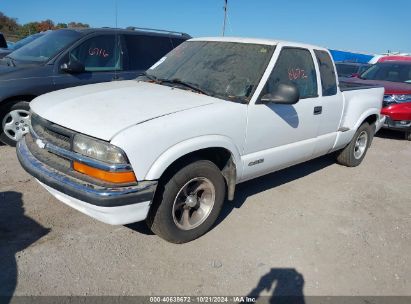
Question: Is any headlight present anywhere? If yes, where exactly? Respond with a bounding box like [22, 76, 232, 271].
[394, 94, 411, 103]
[383, 94, 411, 104]
[73, 134, 127, 164]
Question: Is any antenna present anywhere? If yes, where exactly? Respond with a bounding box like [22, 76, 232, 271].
[222, 0, 228, 36]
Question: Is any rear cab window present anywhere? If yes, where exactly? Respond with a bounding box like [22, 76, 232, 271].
[314, 50, 337, 96]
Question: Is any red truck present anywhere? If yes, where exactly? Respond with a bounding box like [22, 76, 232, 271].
[378, 55, 411, 63]
[341, 61, 411, 140]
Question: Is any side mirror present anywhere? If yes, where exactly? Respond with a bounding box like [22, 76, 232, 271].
[261, 83, 300, 105]
[60, 60, 85, 74]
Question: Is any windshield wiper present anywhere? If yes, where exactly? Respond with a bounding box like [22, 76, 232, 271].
[140, 74, 211, 96]
[4, 56, 16, 67]
[139, 72, 160, 83]
[160, 78, 210, 96]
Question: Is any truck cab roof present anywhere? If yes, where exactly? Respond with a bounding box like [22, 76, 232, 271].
[189, 36, 329, 51]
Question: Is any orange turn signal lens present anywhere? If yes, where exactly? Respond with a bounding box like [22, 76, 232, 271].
[73, 161, 137, 184]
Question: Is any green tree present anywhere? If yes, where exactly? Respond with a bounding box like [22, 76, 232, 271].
[56, 23, 68, 29]
[18, 22, 39, 38]
[0, 11, 92, 40]
[68, 21, 89, 29]
[0, 11, 19, 35]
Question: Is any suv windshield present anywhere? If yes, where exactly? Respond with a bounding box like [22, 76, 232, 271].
[360, 63, 411, 84]
[336, 63, 359, 76]
[8, 30, 82, 63]
[10, 32, 45, 51]
[143, 41, 275, 103]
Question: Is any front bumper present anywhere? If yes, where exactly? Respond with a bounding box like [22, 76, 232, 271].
[382, 116, 411, 132]
[17, 137, 157, 224]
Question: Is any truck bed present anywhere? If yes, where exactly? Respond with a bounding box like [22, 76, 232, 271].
[330, 85, 385, 152]
[339, 80, 381, 92]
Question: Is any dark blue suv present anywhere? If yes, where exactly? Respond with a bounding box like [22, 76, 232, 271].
[0, 27, 190, 146]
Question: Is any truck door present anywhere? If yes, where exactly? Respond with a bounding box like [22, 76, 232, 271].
[242, 47, 321, 181]
[311, 50, 344, 158]
[53, 34, 124, 89]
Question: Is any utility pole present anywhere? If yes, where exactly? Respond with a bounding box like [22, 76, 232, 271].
[222, 0, 228, 36]
[115, 0, 118, 28]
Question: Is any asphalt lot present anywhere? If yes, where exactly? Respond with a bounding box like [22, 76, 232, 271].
[0, 129, 410, 299]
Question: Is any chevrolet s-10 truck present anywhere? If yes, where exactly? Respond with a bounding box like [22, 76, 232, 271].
[17, 37, 385, 243]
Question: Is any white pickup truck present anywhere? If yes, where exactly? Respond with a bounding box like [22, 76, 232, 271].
[17, 37, 385, 243]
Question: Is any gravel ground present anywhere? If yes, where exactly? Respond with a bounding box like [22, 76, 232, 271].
[0, 129, 410, 299]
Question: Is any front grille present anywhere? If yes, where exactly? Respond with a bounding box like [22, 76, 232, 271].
[26, 133, 72, 173]
[31, 113, 74, 149]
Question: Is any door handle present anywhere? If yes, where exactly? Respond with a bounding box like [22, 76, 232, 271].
[313, 106, 322, 115]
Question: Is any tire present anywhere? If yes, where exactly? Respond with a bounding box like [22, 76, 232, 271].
[147, 160, 226, 243]
[405, 131, 411, 141]
[0, 101, 31, 147]
[336, 122, 372, 167]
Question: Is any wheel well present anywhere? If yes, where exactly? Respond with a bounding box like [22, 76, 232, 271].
[1, 95, 37, 108]
[361, 114, 378, 144]
[158, 147, 237, 201]
[363, 114, 378, 126]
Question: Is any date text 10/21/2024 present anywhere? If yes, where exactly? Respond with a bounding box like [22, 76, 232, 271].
[149, 296, 257, 303]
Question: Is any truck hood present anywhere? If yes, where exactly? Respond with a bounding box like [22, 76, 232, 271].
[30, 80, 221, 141]
[341, 77, 411, 95]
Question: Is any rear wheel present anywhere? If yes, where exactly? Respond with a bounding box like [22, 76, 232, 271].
[405, 131, 411, 141]
[0, 101, 31, 146]
[336, 122, 372, 167]
[147, 160, 226, 243]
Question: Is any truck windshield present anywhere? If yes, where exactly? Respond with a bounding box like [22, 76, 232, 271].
[143, 41, 275, 103]
[8, 30, 82, 63]
[360, 63, 411, 84]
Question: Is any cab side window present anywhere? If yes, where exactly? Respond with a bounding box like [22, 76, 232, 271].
[69, 35, 122, 72]
[314, 50, 337, 96]
[263, 48, 318, 99]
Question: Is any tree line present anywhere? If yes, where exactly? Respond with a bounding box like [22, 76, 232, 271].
[0, 11, 89, 41]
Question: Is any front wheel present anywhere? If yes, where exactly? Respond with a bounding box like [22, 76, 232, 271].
[405, 131, 411, 141]
[336, 122, 372, 167]
[0, 101, 31, 146]
[147, 160, 226, 243]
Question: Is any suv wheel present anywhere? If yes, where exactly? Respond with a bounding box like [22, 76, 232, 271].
[147, 160, 226, 243]
[0, 101, 31, 147]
